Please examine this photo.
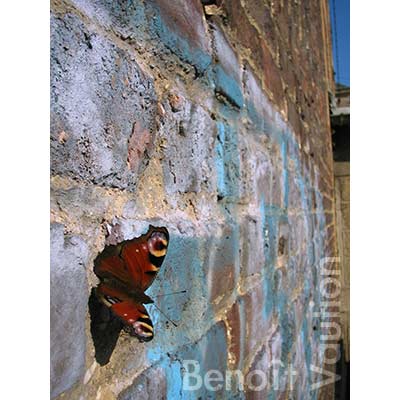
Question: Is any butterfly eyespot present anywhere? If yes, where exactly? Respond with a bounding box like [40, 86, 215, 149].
[154, 241, 166, 251]
[133, 321, 153, 338]
[148, 232, 168, 257]
[150, 232, 167, 243]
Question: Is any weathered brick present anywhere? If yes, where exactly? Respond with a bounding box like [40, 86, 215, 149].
[179, 321, 228, 398]
[287, 99, 302, 140]
[243, 65, 284, 139]
[239, 215, 265, 279]
[118, 367, 166, 400]
[222, 0, 263, 64]
[237, 135, 275, 204]
[214, 121, 240, 200]
[225, 299, 243, 370]
[205, 225, 240, 306]
[268, 142, 285, 208]
[69, 0, 148, 39]
[50, 223, 89, 398]
[147, 0, 212, 72]
[127, 121, 152, 172]
[260, 41, 286, 113]
[244, 345, 271, 399]
[50, 12, 157, 190]
[278, 42, 297, 95]
[268, 327, 282, 368]
[160, 98, 217, 194]
[210, 22, 243, 108]
[245, 0, 279, 53]
[243, 282, 269, 361]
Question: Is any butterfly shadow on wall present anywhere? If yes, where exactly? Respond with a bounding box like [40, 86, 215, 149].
[88, 289, 123, 366]
[88, 225, 172, 366]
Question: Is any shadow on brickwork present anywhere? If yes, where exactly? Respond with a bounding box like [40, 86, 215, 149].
[88, 289, 123, 366]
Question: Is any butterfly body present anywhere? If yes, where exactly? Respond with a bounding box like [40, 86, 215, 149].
[94, 225, 169, 342]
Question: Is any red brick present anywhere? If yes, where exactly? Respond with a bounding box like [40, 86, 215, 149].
[260, 41, 285, 112]
[225, 299, 243, 369]
[287, 99, 302, 140]
[325, 225, 336, 256]
[222, 0, 263, 64]
[127, 121, 151, 172]
[246, 0, 278, 52]
[205, 226, 239, 306]
[278, 43, 297, 98]
[151, 0, 211, 54]
[322, 194, 334, 213]
[243, 282, 268, 360]
[274, 0, 290, 48]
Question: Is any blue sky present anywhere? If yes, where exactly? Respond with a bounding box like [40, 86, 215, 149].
[329, 0, 350, 86]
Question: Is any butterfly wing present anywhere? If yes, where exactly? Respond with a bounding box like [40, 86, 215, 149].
[94, 225, 169, 292]
[93, 225, 169, 341]
[96, 283, 154, 341]
[93, 243, 132, 286]
[120, 225, 169, 292]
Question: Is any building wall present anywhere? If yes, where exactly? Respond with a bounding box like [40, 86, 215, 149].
[334, 162, 350, 363]
[50, 0, 337, 398]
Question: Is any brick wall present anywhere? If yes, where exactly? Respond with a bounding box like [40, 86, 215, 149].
[50, 0, 337, 398]
[334, 162, 350, 363]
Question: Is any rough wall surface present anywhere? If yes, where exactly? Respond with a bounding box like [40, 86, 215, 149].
[334, 162, 350, 363]
[50, 0, 336, 399]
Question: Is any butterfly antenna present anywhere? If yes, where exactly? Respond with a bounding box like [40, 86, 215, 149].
[153, 290, 187, 297]
[152, 303, 178, 327]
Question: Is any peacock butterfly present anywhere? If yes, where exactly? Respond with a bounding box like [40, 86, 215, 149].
[94, 225, 169, 342]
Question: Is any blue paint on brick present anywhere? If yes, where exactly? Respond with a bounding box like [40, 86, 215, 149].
[145, 3, 212, 74]
[144, 233, 230, 399]
[301, 316, 313, 389]
[200, 324, 228, 397]
[246, 99, 281, 137]
[267, 390, 277, 400]
[214, 121, 240, 200]
[214, 65, 244, 108]
[166, 360, 183, 399]
[246, 101, 265, 132]
[215, 122, 226, 197]
[145, 235, 212, 351]
[262, 274, 274, 321]
[263, 209, 283, 265]
[178, 322, 228, 399]
[259, 198, 275, 322]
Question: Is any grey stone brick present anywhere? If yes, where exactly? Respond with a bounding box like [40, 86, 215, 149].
[50, 12, 157, 190]
[50, 223, 89, 398]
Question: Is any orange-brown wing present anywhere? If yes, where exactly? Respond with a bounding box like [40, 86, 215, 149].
[94, 225, 169, 292]
[96, 283, 154, 341]
[120, 225, 169, 292]
[93, 243, 132, 286]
